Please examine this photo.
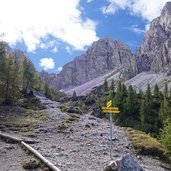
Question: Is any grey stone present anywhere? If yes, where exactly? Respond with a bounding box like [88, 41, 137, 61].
[104, 155, 143, 171]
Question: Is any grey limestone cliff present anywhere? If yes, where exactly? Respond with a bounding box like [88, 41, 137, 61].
[52, 37, 133, 89]
[135, 2, 171, 74]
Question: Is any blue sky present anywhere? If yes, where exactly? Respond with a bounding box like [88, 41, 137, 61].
[0, 0, 169, 73]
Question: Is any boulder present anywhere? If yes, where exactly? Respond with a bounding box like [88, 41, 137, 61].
[104, 155, 143, 171]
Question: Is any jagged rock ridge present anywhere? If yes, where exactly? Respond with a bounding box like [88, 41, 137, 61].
[134, 2, 171, 74]
[40, 2, 171, 93]
[41, 38, 133, 89]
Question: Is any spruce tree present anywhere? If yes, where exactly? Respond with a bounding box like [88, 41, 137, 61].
[163, 82, 168, 98]
[143, 83, 152, 125]
[153, 84, 160, 98]
[159, 119, 171, 156]
[126, 85, 135, 116]
[103, 79, 108, 93]
[140, 99, 146, 125]
[114, 81, 124, 109]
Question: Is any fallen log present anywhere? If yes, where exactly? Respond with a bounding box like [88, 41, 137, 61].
[0, 131, 39, 144]
[21, 141, 61, 171]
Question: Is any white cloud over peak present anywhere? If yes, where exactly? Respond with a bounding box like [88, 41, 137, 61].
[40, 58, 55, 70]
[102, 0, 168, 21]
[58, 67, 63, 72]
[0, 0, 98, 52]
[130, 25, 145, 34]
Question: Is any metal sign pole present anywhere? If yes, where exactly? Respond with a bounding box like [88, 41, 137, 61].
[109, 112, 113, 160]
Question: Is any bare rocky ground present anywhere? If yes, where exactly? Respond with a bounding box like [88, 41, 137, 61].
[0, 96, 171, 171]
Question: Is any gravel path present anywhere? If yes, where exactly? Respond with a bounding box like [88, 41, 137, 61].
[0, 96, 171, 171]
[32, 96, 171, 171]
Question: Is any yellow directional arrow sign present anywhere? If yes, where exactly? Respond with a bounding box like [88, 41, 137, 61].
[102, 110, 120, 114]
[102, 107, 119, 110]
[107, 100, 112, 108]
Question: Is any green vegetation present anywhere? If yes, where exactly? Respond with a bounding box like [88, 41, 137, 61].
[64, 113, 80, 123]
[1, 109, 47, 136]
[56, 122, 68, 130]
[125, 128, 165, 157]
[159, 119, 171, 156]
[0, 40, 65, 105]
[89, 80, 171, 157]
[22, 159, 40, 169]
[0, 41, 41, 105]
[44, 82, 65, 101]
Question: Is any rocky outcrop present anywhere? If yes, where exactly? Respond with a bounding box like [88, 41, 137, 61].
[46, 38, 133, 89]
[135, 2, 171, 74]
[104, 155, 143, 171]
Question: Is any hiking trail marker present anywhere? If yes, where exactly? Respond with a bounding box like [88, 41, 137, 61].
[102, 100, 120, 160]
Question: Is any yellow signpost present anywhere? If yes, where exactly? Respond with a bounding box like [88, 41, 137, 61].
[102, 100, 120, 160]
[107, 100, 112, 108]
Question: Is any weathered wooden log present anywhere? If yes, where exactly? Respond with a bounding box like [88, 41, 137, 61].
[0, 131, 39, 144]
[21, 141, 61, 171]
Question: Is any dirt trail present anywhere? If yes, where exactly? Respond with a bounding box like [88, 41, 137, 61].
[32, 96, 171, 171]
[0, 96, 171, 171]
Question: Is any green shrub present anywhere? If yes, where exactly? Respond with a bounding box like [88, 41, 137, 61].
[159, 119, 171, 156]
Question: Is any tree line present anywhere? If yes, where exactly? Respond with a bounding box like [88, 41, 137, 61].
[92, 79, 171, 156]
[0, 41, 63, 105]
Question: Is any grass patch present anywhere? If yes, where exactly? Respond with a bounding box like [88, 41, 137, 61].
[22, 159, 40, 169]
[60, 105, 82, 114]
[2, 110, 47, 136]
[124, 127, 165, 158]
[64, 114, 80, 123]
[56, 123, 68, 130]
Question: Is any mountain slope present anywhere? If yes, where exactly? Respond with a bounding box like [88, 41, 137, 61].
[40, 37, 133, 90]
[41, 2, 171, 95]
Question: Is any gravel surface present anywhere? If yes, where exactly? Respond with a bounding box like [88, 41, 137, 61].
[0, 96, 171, 171]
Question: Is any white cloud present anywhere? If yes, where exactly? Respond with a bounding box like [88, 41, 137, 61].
[58, 67, 63, 71]
[40, 58, 55, 70]
[66, 46, 72, 55]
[87, 0, 94, 3]
[52, 46, 58, 53]
[0, 0, 98, 52]
[130, 25, 145, 34]
[102, 0, 131, 14]
[102, 0, 168, 21]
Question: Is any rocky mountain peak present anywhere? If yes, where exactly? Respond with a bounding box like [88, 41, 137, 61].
[162, 2, 171, 14]
[45, 37, 133, 90]
[135, 2, 171, 74]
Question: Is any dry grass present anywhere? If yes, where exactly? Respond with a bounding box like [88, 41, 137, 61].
[124, 127, 165, 158]
[56, 123, 68, 130]
[22, 159, 40, 169]
[64, 113, 80, 123]
[2, 110, 47, 136]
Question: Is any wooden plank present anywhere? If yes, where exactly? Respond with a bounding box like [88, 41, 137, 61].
[21, 141, 61, 171]
[0, 131, 39, 144]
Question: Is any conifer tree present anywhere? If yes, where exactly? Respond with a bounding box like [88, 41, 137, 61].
[103, 79, 108, 93]
[163, 82, 168, 98]
[141, 83, 152, 125]
[153, 84, 160, 98]
[140, 99, 146, 125]
[72, 90, 77, 101]
[110, 79, 115, 98]
[114, 81, 124, 109]
[126, 85, 135, 116]
[159, 119, 171, 156]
